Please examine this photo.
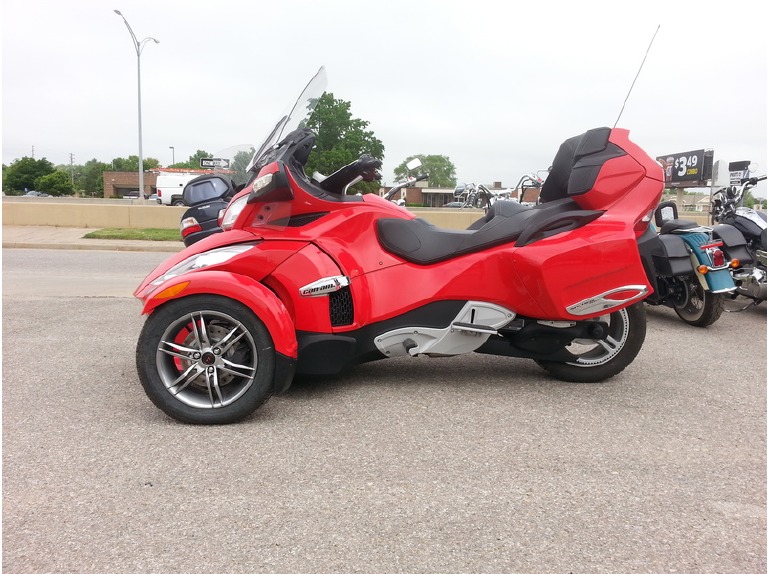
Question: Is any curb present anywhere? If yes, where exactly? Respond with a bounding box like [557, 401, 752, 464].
[2, 241, 183, 253]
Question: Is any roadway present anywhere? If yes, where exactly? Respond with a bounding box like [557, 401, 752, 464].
[2, 248, 766, 573]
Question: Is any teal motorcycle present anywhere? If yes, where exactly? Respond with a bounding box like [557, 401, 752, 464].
[638, 201, 751, 326]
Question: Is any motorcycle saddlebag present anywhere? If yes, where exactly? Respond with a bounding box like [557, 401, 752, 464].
[711, 224, 753, 264]
[653, 235, 693, 276]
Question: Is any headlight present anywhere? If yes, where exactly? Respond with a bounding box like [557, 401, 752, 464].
[150, 243, 256, 287]
[221, 195, 249, 230]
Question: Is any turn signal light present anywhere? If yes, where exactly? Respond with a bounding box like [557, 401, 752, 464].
[729, 259, 741, 269]
[697, 265, 709, 274]
[155, 281, 190, 299]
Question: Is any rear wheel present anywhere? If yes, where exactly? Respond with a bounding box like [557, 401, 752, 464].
[673, 277, 724, 327]
[536, 302, 646, 383]
[136, 295, 275, 424]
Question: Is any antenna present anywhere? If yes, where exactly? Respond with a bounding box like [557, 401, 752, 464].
[613, 25, 661, 128]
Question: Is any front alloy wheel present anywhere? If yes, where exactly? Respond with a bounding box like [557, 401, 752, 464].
[136, 295, 275, 424]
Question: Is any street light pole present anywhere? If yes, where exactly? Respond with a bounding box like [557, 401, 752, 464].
[114, 9, 158, 200]
[169, 146, 175, 166]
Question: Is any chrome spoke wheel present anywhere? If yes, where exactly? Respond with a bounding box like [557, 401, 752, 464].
[672, 278, 724, 327]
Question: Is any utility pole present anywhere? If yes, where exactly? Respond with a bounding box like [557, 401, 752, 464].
[31, 145, 35, 159]
[70, 153, 75, 186]
[114, 10, 159, 202]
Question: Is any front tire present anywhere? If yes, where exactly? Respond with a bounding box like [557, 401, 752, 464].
[536, 302, 646, 383]
[136, 295, 275, 424]
[673, 277, 724, 327]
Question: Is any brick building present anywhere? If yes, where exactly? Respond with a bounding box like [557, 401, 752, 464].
[102, 168, 214, 198]
[102, 171, 158, 198]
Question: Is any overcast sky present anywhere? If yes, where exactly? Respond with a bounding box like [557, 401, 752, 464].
[2, 0, 767, 196]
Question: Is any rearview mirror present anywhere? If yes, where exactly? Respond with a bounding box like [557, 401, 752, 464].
[406, 158, 422, 172]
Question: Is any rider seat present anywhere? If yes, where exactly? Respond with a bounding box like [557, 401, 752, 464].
[376, 127, 627, 265]
[376, 127, 634, 265]
[377, 198, 602, 265]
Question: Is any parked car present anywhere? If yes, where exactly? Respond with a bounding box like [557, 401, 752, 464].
[156, 173, 201, 206]
[442, 201, 465, 208]
[23, 190, 51, 197]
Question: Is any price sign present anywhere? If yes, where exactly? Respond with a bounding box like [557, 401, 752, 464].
[656, 149, 713, 187]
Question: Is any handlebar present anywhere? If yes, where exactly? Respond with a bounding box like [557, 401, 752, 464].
[732, 175, 766, 204]
[711, 174, 766, 222]
[384, 173, 429, 200]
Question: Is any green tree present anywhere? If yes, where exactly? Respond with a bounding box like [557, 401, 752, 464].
[35, 170, 74, 196]
[110, 155, 160, 171]
[304, 93, 384, 194]
[172, 150, 212, 170]
[79, 159, 109, 196]
[230, 148, 255, 185]
[2, 156, 55, 193]
[394, 155, 456, 188]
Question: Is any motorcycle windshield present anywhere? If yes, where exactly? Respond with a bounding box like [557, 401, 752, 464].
[246, 66, 327, 174]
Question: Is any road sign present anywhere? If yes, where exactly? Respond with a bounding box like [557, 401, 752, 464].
[200, 158, 230, 169]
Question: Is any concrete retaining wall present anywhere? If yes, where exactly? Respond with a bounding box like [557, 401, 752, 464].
[3, 200, 185, 229]
[2, 198, 712, 230]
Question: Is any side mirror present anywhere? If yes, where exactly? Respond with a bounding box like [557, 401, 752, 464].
[183, 174, 234, 207]
[454, 183, 467, 198]
[406, 158, 422, 172]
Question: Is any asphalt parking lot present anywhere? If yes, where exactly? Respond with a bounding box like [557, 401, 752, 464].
[2, 248, 766, 573]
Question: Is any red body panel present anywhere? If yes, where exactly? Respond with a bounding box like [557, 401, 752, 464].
[136, 127, 663, 335]
[265, 244, 345, 331]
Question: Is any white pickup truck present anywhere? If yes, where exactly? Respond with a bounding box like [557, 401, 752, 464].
[155, 173, 201, 206]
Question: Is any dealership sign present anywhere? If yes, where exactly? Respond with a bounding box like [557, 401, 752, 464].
[728, 160, 751, 186]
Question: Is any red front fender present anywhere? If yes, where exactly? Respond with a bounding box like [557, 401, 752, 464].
[140, 270, 297, 358]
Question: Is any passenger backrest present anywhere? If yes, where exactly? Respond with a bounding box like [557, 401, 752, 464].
[539, 127, 625, 203]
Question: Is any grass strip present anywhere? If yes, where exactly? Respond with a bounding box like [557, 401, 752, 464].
[83, 228, 180, 241]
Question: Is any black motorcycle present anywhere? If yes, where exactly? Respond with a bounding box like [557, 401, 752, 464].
[711, 175, 767, 306]
[179, 174, 241, 247]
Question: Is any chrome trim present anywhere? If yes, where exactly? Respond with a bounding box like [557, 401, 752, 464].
[566, 285, 648, 316]
[374, 301, 515, 357]
[673, 226, 713, 234]
[299, 275, 350, 297]
[700, 263, 731, 272]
